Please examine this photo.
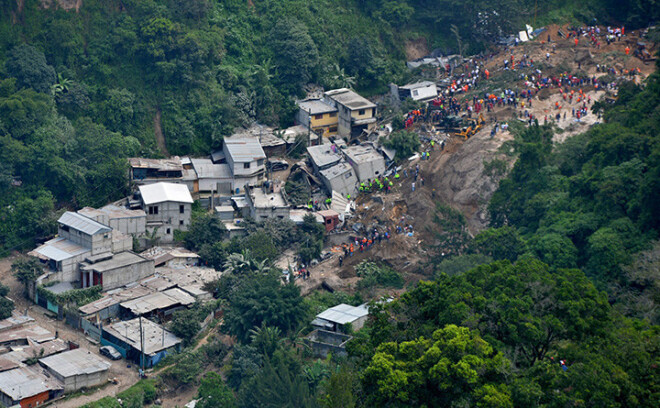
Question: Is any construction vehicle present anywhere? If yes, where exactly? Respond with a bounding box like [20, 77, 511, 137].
[634, 42, 656, 64]
[459, 114, 485, 139]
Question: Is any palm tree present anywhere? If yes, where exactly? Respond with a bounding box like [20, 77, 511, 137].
[332, 63, 356, 89]
[51, 73, 72, 96]
[249, 322, 282, 356]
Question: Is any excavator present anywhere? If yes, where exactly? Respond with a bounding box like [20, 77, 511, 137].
[458, 113, 486, 139]
[634, 42, 656, 64]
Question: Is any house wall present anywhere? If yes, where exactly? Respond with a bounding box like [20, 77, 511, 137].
[350, 107, 375, 120]
[101, 260, 155, 291]
[19, 390, 50, 408]
[57, 370, 108, 392]
[322, 171, 357, 197]
[251, 206, 291, 221]
[232, 175, 260, 194]
[56, 250, 91, 282]
[349, 158, 386, 181]
[109, 217, 146, 236]
[336, 105, 352, 138]
[112, 236, 133, 253]
[145, 202, 191, 227]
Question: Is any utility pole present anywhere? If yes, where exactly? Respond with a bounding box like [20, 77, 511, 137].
[139, 314, 144, 372]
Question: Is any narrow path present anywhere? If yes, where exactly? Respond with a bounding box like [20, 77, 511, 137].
[154, 108, 169, 157]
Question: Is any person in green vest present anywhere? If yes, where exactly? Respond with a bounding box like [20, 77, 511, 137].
[394, 172, 400, 179]
[325, 197, 332, 204]
[347, 193, 351, 200]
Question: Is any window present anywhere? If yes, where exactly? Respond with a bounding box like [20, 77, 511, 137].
[179, 205, 185, 214]
[61, 225, 69, 232]
[179, 220, 184, 226]
[358, 109, 365, 115]
[314, 114, 324, 120]
[345, 172, 353, 179]
[166, 228, 171, 235]
[412, 90, 419, 96]
[329, 126, 338, 133]
[329, 112, 337, 117]
[243, 162, 251, 169]
[148, 206, 159, 215]
[257, 159, 264, 166]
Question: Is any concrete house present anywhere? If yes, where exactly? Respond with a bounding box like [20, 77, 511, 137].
[342, 145, 387, 181]
[307, 144, 342, 173]
[78, 205, 146, 236]
[307, 303, 370, 358]
[138, 182, 194, 243]
[296, 99, 339, 137]
[29, 212, 113, 282]
[38, 349, 111, 392]
[80, 251, 154, 291]
[223, 137, 267, 193]
[394, 81, 438, 102]
[245, 186, 291, 221]
[319, 161, 358, 197]
[323, 88, 377, 138]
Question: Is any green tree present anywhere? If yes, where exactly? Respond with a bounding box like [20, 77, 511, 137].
[473, 225, 527, 262]
[197, 372, 237, 408]
[362, 324, 513, 407]
[0, 283, 14, 319]
[169, 308, 201, 346]
[12, 257, 43, 294]
[223, 272, 307, 343]
[184, 212, 227, 251]
[240, 231, 278, 263]
[270, 18, 319, 91]
[5, 44, 57, 93]
[384, 130, 420, 162]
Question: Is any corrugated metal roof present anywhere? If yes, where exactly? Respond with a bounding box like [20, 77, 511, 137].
[139, 182, 193, 205]
[0, 367, 63, 401]
[39, 349, 110, 378]
[120, 288, 194, 315]
[59, 212, 111, 235]
[223, 138, 266, 162]
[29, 237, 90, 262]
[128, 157, 183, 171]
[103, 318, 181, 355]
[316, 303, 368, 325]
[190, 158, 232, 179]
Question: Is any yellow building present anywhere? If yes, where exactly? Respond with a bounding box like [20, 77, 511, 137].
[296, 99, 338, 137]
[323, 88, 377, 139]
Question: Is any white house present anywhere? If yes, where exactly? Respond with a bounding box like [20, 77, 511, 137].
[139, 182, 194, 243]
[396, 81, 438, 102]
[319, 161, 358, 197]
[342, 145, 386, 181]
[222, 138, 267, 193]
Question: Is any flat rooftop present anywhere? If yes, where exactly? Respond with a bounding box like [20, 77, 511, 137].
[343, 145, 385, 164]
[249, 188, 288, 208]
[400, 81, 436, 90]
[39, 348, 110, 377]
[79, 205, 145, 220]
[319, 161, 354, 180]
[298, 99, 337, 115]
[325, 88, 376, 110]
[104, 318, 181, 355]
[307, 144, 342, 169]
[81, 251, 150, 274]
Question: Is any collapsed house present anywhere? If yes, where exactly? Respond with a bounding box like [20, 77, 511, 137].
[391, 81, 439, 102]
[245, 185, 291, 221]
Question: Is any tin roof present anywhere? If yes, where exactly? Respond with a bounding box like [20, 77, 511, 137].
[120, 288, 194, 315]
[39, 349, 110, 378]
[59, 212, 111, 235]
[128, 157, 183, 172]
[29, 237, 90, 262]
[139, 182, 193, 205]
[316, 303, 369, 325]
[81, 251, 150, 274]
[103, 318, 181, 355]
[0, 367, 63, 401]
[223, 138, 266, 163]
[190, 159, 232, 180]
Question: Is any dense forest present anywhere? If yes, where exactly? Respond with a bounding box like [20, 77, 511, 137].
[2, 1, 660, 407]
